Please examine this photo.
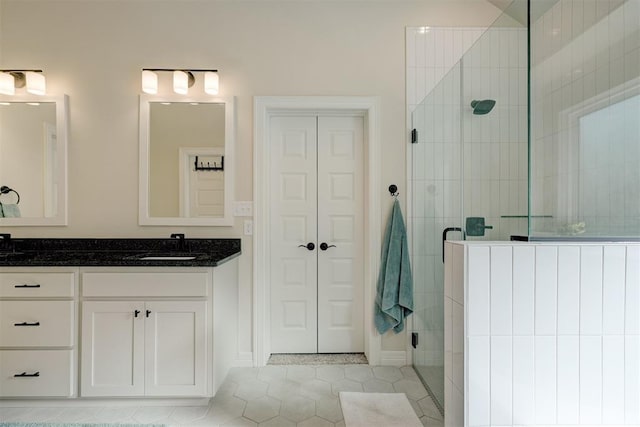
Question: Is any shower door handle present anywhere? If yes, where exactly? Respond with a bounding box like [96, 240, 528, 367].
[442, 227, 465, 263]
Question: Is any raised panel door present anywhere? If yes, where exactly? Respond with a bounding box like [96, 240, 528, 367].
[269, 114, 364, 354]
[144, 301, 207, 396]
[80, 301, 145, 397]
[269, 116, 318, 353]
[317, 116, 364, 352]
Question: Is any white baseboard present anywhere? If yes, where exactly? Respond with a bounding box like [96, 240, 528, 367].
[234, 351, 254, 367]
[379, 350, 407, 366]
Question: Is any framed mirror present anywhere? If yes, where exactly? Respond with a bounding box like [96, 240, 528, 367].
[0, 94, 68, 226]
[139, 95, 235, 226]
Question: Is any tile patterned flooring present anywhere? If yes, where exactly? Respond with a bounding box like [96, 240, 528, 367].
[0, 365, 444, 426]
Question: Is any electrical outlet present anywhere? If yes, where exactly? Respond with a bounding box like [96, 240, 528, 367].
[243, 220, 253, 236]
[233, 201, 253, 217]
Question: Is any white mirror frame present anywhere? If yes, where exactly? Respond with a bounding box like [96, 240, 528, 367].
[0, 94, 69, 226]
[138, 94, 235, 226]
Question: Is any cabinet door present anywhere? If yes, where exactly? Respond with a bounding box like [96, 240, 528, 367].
[81, 301, 145, 397]
[144, 301, 207, 396]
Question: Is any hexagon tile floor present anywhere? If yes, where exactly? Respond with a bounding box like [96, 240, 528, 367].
[0, 365, 444, 427]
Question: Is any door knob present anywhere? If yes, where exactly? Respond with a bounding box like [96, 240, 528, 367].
[319, 243, 336, 251]
[298, 242, 315, 251]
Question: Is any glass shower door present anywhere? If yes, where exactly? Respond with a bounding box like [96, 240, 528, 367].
[410, 62, 463, 411]
[410, 1, 529, 411]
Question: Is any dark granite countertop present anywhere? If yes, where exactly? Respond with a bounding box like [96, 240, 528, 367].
[0, 237, 241, 267]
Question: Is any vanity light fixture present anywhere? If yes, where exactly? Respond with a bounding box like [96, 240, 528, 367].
[0, 70, 46, 96]
[141, 68, 219, 95]
[204, 71, 219, 95]
[141, 70, 158, 94]
[25, 71, 46, 95]
[0, 73, 15, 95]
[173, 70, 193, 95]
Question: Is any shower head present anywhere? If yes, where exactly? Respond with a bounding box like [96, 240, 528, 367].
[470, 99, 496, 115]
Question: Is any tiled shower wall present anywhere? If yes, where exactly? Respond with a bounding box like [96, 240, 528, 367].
[407, 27, 485, 113]
[530, 0, 640, 236]
[460, 27, 529, 241]
[445, 242, 640, 427]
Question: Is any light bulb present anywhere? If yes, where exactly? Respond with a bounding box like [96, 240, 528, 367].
[173, 70, 189, 94]
[204, 71, 219, 95]
[26, 71, 46, 95]
[141, 70, 158, 94]
[0, 73, 15, 95]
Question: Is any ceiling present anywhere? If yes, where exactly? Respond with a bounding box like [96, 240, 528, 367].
[486, 0, 559, 26]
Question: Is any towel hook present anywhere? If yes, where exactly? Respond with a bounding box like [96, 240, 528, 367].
[388, 184, 399, 198]
[0, 186, 20, 204]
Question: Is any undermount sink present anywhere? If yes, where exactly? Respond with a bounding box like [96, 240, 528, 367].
[125, 252, 207, 261]
[139, 255, 197, 261]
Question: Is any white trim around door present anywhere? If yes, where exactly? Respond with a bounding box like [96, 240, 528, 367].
[254, 96, 382, 366]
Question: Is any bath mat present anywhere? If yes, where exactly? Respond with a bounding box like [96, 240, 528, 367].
[339, 392, 422, 427]
[268, 353, 368, 365]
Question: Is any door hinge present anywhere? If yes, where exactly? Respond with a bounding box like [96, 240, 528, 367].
[411, 332, 419, 349]
[411, 128, 418, 144]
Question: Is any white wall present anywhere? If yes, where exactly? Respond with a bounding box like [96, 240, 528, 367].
[445, 241, 640, 427]
[0, 0, 501, 359]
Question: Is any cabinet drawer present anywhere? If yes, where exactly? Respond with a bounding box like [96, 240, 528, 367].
[82, 272, 209, 297]
[0, 272, 75, 298]
[0, 301, 74, 347]
[0, 349, 73, 397]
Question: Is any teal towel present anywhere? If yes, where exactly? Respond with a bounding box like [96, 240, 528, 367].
[0, 203, 20, 218]
[375, 198, 413, 334]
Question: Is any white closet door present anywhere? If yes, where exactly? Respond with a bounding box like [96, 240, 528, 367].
[317, 116, 364, 353]
[269, 116, 319, 353]
[189, 167, 224, 217]
[269, 114, 364, 354]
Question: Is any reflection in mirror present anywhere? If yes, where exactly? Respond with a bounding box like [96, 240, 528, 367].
[139, 96, 234, 226]
[0, 95, 68, 226]
[149, 102, 225, 217]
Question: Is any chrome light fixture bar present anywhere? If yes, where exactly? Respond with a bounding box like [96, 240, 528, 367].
[0, 69, 46, 95]
[141, 68, 219, 95]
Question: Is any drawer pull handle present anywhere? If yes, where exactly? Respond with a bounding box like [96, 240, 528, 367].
[134, 310, 141, 318]
[14, 371, 40, 378]
[14, 284, 41, 288]
[146, 310, 151, 318]
[14, 321, 40, 327]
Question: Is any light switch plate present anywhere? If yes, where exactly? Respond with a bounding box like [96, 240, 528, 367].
[244, 220, 253, 235]
[233, 201, 253, 217]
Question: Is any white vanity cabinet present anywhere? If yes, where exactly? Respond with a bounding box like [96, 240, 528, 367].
[80, 271, 210, 398]
[0, 270, 77, 398]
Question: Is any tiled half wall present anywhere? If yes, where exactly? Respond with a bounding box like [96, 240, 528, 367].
[445, 241, 640, 427]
